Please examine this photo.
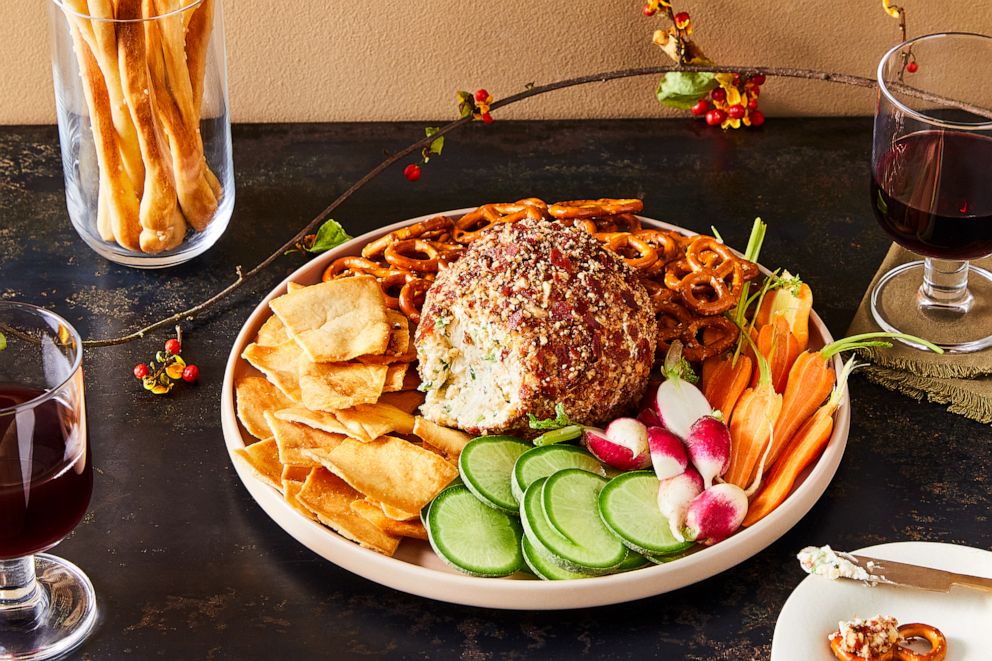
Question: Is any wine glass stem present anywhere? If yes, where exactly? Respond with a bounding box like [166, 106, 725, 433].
[0, 555, 46, 623]
[918, 257, 974, 313]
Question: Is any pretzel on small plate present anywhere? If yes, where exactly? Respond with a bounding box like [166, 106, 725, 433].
[829, 623, 947, 661]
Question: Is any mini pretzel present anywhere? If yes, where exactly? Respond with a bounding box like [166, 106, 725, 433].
[655, 301, 695, 354]
[549, 198, 644, 220]
[322, 256, 393, 281]
[399, 278, 431, 324]
[384, 239, 441, 273]
[634, 229, 682, 266]
[453, 203, 543, 243]
[604, 233, 659, 271]
[664, 259, 695, 291]
[362, 216, 453, 259]
[379, 270, 417, 309]
[686, 236, 737, 272]
[680, 268, 738, 315]
[641, 279, 677, 312]
[682, 316, 738, 362]
[829, 623, 947, 661]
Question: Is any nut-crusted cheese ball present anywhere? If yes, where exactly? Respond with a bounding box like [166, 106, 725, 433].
[415, 218, 657, 436]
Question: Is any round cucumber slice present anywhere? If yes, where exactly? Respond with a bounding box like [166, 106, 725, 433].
[521, 536, 595, 580]
[521, 472, 626, 573]
[597, 471, 695, 557]
[426, 484, 524, 577]
[510, 444, 606, 503]
[458, 435, 532, 513]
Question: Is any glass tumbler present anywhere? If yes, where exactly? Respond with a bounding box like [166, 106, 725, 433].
[48, 0, 234, 268]
[0, 302, 94, 660]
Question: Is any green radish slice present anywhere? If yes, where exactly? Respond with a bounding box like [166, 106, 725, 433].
[521, 536, 595, 580]
[459, 436, 532, 513]
[421, 479, 463, 527]
[426, 485, 524, 577]
[522, 472, 626, 573]
[511, 445, 606, 503]
[598, 471, 695, 557]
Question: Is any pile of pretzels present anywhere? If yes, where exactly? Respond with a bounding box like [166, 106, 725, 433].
[322, 198, 760, 361]
[61, 0, 220, 254]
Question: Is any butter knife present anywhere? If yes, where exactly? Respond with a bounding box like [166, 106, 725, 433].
[849, 554, 992, 594]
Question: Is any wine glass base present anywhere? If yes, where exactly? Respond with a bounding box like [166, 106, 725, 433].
[870, 260, 992, 353]
[0, 554, 97, 661]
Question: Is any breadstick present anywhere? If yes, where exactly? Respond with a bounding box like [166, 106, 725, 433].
[184, 0, 214, 122]
[147, 0, 218, 231]
[67, 21, 142, 249]
[117, 0, 186, 253]
[64, 0, 145, 196]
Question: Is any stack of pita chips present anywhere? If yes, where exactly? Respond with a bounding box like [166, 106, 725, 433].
[232, 275, 470, 555]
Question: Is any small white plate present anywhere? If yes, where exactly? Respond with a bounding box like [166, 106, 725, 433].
[772, 541, 992, 660]
[221, 210, 851, 610]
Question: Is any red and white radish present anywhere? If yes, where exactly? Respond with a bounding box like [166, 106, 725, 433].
[657, 467, 703, 542]
[584, 418, 651, 470]
[637, 407, 662, 428]
[648, 426, 688, 480]
[684, 416, 732, 489]
[683, 483, 749, 545]
[655, 342, 712, 439]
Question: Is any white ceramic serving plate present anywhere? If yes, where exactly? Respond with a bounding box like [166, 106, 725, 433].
[772, 542, 992, 660]
[221, 209, 851, 610]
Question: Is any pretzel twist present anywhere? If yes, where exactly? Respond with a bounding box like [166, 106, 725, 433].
[384, 239, 441, 273]
[453, 203, 543, 243]
[362, 216, 453, 259]
[604, 233, 659, 271]
[399, 278, 431, 323]
[829, 623, 947, 661]
[549, 198, 643, 220]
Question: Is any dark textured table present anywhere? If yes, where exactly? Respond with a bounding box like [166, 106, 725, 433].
[1, 119, 989, 660]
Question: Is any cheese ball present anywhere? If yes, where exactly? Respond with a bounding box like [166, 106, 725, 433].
[415, 218, 657, 436]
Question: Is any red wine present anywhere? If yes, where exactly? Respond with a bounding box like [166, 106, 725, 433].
[0, 384, 91, 560]
[871, 130, 992, 260]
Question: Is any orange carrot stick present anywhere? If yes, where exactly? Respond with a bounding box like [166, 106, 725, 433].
[742, 357, 856, 527]
[756, 278, 813, 352]
[751, 316, 801, 393]
[702, 354, 753, 420]
[767, 349, 835, 468]
[725, 339, 782, 490]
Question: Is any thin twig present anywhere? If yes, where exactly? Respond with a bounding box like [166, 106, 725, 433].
[79, 63, 992, 347]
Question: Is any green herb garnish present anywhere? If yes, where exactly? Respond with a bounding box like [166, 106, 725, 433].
[527, 402, 572, 430]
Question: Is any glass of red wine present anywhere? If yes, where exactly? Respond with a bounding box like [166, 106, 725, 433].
[870, 32, 992, 352]
[0, 302, 95, 659]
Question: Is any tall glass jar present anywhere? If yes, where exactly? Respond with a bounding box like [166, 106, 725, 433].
[48, 0, 234, 268]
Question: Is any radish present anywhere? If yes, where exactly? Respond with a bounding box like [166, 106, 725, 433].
[684, 416, 732, 489]
[648, 426, 688, 480]
[655, 341, 711, 439]
[656, 467, 703, 542]
[585, 418, 651, 471]
[683, 483, 749, 545]
[637, 407, 662, 428]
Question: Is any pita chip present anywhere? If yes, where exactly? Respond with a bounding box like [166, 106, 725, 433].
[413, 416, 472, 458]
[236, 376, 296, 440]
[241, 341, 303, 401]
[297, 468, 400, 555]
[266, 411, 346, 466]
[298, 361, 388, 412]
[232, 438, 283, 490]
[269, 277, 390, 363]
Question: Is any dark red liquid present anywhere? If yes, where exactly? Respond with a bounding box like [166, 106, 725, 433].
[870, 130, 992, 260]
[0, 384, 91, 560]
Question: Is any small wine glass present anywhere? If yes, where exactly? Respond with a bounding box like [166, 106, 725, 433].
[0, 302, 95, 660]
[870, 32, 992, 352]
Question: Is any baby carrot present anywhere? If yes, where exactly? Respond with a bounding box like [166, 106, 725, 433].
[726, 335, 782, 490]
[751, 316, 801, 393]
[702, 353, 753, 420]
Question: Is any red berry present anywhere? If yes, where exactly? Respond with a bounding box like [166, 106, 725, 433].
[727, 104, 746, 120]
[182, 364, 199, 383]
[642, 4, 656, 16]
[403, 164, 421, 182]
[474, 88, 489, 102]
[711, 88, 727, 103]
[750, 110, 766, 127]
[906, 61, 918, 73]
[164, 338, 181, 355]
[705, 109, 727, 126]
[690, 99, 710, 116]
[751, 74, 766, 86]
[674, 11, 690, 28]
[481, 112, 494, 124]
[748, 98, 759, 111]
[748, 85, 761, 98]
[133, 363, 149, 379]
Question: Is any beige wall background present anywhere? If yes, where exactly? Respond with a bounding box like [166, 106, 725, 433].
[2, 1, 989, 123]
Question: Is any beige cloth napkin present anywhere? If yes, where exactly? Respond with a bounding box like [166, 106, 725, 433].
[847, 244, 992, 424]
